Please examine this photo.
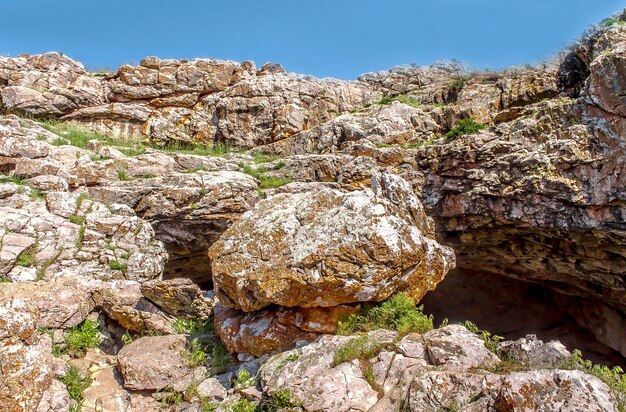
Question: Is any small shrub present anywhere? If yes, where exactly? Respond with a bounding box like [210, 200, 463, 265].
[378, 96, 394, 105]
[68, 214, 85, 225]
[211, 342, 232, 374]
[333, 336, 385, 366]
[448, 75, 472, 89]
[603, 17, 626, 27]
[233, 369, 255, 389]
[58, 365, 90, 406]
[16, 245, 37, 267]
[159, 389, 184, 406]
[394, 94, 421, 108]
[276, 352, 299, 371]
[121, 332, 133, 346]
[273, 161, 286, 170]
[463, 321, 503, 353]
[337, 292, 434, 335]
[225, 399, 258, 412]
[186, 338, 208, 367]
[561, 349, 625, 410]
[252, 151, 280, 164]
[109, 261, 127, 273]
[185, 167, 209, 173]
[259, 176, 292, 189]
[444, 118, 487, 138]
[173, 317, 214, 335]
[260, 389, 303, 411]
[117, 168, 131, 181]
[201, 401, 217, 412]
[142, 173, 157, 178]
[65, 319, 101, 355]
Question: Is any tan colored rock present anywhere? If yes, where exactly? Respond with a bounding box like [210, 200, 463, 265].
[116, 334, 196, 391]
[214, 303, 318, 356]
[0, 299, 55, 412]
[140, 278, 212, 319]
[210, 173, 455, 312]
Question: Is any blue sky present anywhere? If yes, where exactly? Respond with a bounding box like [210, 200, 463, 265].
[0, 1, 623, 79]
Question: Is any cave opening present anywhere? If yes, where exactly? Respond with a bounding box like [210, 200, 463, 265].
[421, 268, 626, 368]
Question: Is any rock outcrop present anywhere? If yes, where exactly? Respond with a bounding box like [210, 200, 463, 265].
[0, 10, 624, 412]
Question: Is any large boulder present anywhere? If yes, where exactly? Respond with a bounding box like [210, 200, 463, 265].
[209, 173, 455, 312]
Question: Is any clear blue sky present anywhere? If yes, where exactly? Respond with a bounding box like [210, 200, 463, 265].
[1, 0, 623, 79]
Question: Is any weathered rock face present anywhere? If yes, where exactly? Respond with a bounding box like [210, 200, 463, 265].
[210, 173, 455, 312]
[0, 53, 380, 147]
[0, 299, 55, 412]
[0, 184, 166, 283]
[116, 334, 202, 391]
[260, 325, 620, 412]
[0, 52, 105, 118]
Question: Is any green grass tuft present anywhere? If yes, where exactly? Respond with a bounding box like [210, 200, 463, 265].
[64, 319, 101, 355]
[211, 342, 232, 375]
[186, 338, 209, 367]
[337, 292, 434, 336]
[464, 321, 503, 353]
[173, 317, 214, 335]
[333, 336, 385, 366]
[58, 365, 90, 406]
[561, 349, 625, 411]
[109, 261, 127, 273]
[444, 118, 487, 138]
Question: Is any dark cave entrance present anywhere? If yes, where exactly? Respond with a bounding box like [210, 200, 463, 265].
[421, 268, 626, 368]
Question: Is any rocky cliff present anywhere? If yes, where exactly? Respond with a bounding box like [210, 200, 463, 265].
[0, 10, 624, 412]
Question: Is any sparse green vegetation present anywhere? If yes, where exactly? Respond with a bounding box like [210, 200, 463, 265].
[69, 214, 85, 225]
[273, 161, 286, 170]
[186, 338, 208, 367]
[561, 349, 625, 411]
[276, 352, 300, 371]
[39, 328, 63, 356]
[173, 317, 214, 335]
[211, 342, 232, 374]
[233, 369, 255, 389]
[75, 192, 91, 211]
[377, 94, 421, 108]
[185, 167, 209, 173]
[16, 244, 37, 267]
[241, 163, 293, 189]
[64, 319, 101, 355]
[252, 151, 280, 164]
[449, 75, 472, 89]
[464, 321, 503, 353]
[117, 168, 131, 181]
[0, 176, 24, 185]
[225, 399, 258, 412]
[444, 118, 487, 138]
[201, 401, 218, 412]
[121, 332, 133, 346]
[142, 173, 157, 179]
[59, 365, 90, 407]
[76, 225, 86, 249]
[109, 261, 127, 273]
[261, 389, 303, 411]
[159, 388, 184, 406]
[0, 277, 10, 283]
[603, 17, 626, 27]
[333, 335, 386, 366]
[337, 292, 434, 335]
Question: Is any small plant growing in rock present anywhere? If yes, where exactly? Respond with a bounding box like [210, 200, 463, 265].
[337, 292, 434, 335]
[121, 332, 133, 346]
[109, 260, 127, 273]
[463, 321, 503, 353]
[16, 245, 37, 267]
[444, 118, 487, 138]
[201, 401, 217, 412]
[117, 168, 131, 181]
[273, 161, 286, 170]
[252, 151, 280, 164]
[58, 364, 90, 408]
[561, 349, 625, 411]
[64, 319, 101, 356]
[68, 214, 85, 225]
[261, 389, 303, 411]
[225, 399, 258, 412]
[377, 96, 394, 105]
[333, 336, 386, 366]
[173, 317, 214, 335]
[233, 368, 255, 390]
[211, 342, 232, 374]
[186, 338, 209, 367]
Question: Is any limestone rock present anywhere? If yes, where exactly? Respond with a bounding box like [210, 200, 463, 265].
[424, 325, 500, 371]
[0, 186, 166, 283]
[210, 173, 455, 312]
[497, 334, 571, 369]
[0, 299, 55, 412]
[116, 334, 196, 391]
[140, 278, 213, 319]
[0, 53, 105, 117]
